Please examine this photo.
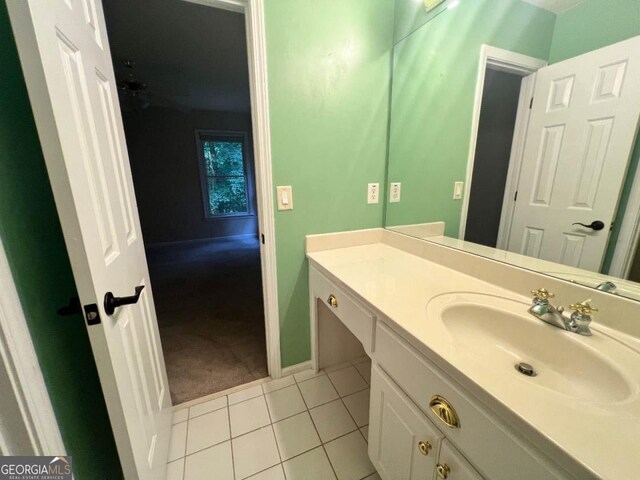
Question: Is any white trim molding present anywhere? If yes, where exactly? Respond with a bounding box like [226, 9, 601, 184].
[0, 236, 66, 456]
[608, 158, 640, 278]
[183, 0, 282, 378]
[458, 45, 547, 241]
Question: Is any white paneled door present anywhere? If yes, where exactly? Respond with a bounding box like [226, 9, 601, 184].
[507, 36, 640, 271]
[7, 1, 172, 478]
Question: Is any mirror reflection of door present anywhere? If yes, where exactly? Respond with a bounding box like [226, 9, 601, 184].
[466, 37, 640, 272]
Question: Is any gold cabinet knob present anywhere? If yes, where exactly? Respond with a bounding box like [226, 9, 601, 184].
[429, 395, 460, 429]
[327, 294, 338, 308]
[570, 300, 598, 316]
[531, 287, 554, 300]
[436, 463, 451, 479]
[418, 440, 432, 456]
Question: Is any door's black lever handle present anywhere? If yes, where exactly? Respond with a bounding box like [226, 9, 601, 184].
[104, 285, 145, 316]
[572, 221, 605, 231]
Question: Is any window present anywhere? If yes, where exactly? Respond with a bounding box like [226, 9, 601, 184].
[197, 131, 250, 217]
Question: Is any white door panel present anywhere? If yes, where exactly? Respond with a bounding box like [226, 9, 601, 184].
[7, 1, 172, 478]
[508, 35, 640, 271]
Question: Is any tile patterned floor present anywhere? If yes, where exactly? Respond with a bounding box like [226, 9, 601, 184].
[167, 357, 380, 480]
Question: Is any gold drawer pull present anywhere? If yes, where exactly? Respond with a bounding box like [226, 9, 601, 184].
[327, 294, 338, 307]
[429, 395, 460, 428]
[436, 463, 451, 479]
[418, 440, 432, 456]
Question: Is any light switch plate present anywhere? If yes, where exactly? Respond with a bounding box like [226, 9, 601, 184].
[390, 182, 401, 203]
[453, 181, 464, 200]
[368, 183, 380, 204]
[276, 186, 293, 210]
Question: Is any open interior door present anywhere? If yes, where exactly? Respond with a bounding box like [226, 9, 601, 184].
[6, 1, 172, 478]
[507, 35, 640, 271]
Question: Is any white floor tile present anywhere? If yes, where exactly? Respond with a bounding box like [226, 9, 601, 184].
[262, 375, 295, 394]
[168, 421, 187, 462]
[309, 400, 357, 443]
[166, 459, 184, 480]
[360, 426, 369, 443]
[184, 441, 233, 480]
[325, 361, 352, 373]
[246, 464, 285, 480]
[298, 375, 339, 409]
[186, 408, 230, 455]
[228, 384, 264, 405]
[232, 426, 280, 479]
[293, 369, 325, 383]
[172, 408, 189, 425]
[355, 361, 371, 384]
[283, 447, 336, 480]
[328, 366, 368, 397]
[342, 389, 370, 427]
[272, 412, 321, 461]
[189, 396, 227, 419]
[325, 431, 375, 480]
[230, 395, 271, 437]
[265, 385, 306, 422]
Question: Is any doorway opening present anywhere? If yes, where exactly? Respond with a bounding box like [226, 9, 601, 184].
[464, 68, 523, 248]
[103, 0, 267, 405]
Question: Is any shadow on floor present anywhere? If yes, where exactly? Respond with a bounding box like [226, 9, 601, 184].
[147, 235, 267, 405]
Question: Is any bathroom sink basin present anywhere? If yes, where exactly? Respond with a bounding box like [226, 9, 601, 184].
[426, 293, 635, 403]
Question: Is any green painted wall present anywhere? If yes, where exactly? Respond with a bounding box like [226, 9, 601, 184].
[548, 0, 640, 63]
[547, 0, 640, 273]
[385, 0, 555, 236]
[0, 4, 122, 479]
[264, 0, 394, 366]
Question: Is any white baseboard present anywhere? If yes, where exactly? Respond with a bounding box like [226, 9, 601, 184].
[281, 361, 313, 377]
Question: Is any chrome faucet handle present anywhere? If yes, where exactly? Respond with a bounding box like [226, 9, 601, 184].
[569, 300, 597, 336]
[531, 288, 554, 302]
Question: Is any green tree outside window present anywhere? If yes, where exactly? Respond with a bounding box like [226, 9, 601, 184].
[199, 136, 249, 216]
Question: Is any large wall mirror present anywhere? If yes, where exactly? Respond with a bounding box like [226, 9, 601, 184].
[385, 0, 640, 301]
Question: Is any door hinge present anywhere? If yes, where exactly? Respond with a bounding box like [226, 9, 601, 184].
[529, 97, 534, 109]
[514, 190, 518, 202]
[261, 233, 265, 245]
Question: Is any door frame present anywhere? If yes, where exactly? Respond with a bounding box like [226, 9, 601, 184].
[608, 154, 640, 278]
[458, 45, 547, 241]
[0, 236, 66, 455]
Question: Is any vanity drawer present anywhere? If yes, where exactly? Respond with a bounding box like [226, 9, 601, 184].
[310, 268, 374, 353]
[375, 322, 567, 480]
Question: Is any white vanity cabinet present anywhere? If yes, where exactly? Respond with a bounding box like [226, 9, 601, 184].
[369, 365, 484, 480]
[308, 263, 571, 480]
[373, 321, 566, 480]
[369, 365, 444, 480]
[437, 440, 485, 480]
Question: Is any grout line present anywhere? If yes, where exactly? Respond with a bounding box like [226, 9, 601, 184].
[263, 391, 284, 464]
[182, 414, 189, 480]
[227, 404, 236, 480]
[294, 381, 340, 480]
[187, 402, 229, 421]
[244, 463, 283, 479]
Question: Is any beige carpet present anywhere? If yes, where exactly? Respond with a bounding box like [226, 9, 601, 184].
[147, 236, 267, 405]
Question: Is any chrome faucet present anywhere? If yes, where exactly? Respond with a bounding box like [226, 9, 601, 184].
[528, 288, 596, 336]
[596, 281, 617, 294]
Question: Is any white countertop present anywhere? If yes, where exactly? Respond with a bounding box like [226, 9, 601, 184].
[307, 240, 640, 480]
